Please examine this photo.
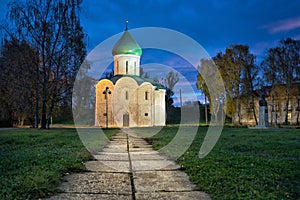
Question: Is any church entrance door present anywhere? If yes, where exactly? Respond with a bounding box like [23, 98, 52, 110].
[123, 113, 129, 127]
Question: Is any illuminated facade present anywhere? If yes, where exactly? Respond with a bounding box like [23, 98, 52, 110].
[95, 23, 166, 127]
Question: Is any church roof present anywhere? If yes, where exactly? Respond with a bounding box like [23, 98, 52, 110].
[109, 75, 165, 90]
[112, 22, 142, 56]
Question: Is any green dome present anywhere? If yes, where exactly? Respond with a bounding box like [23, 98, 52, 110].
[112, 30, 142, 56]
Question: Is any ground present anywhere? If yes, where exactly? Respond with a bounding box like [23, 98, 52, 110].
[0, 126, 299, 199]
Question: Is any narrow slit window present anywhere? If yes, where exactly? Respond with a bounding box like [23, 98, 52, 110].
[126, 61, 128, 74]
[117, 61, 119, 73]
[145, 91, 148, 100]
[125, 91, 128, 100]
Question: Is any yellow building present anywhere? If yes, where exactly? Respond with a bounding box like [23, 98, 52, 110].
[95, 24, 166, 127]
[235, 85, 300, 126]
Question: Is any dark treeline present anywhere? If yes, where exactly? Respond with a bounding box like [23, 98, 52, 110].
[0, 0, 86, 128]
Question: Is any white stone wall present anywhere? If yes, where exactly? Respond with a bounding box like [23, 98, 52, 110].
[95, 79, 115, 127]
[154, 89, 166, 126]
[138, 83, 154, 126]
[114, 54, 140, 76]
[113, 77, 139, 127]
[96, 76, 166, 128]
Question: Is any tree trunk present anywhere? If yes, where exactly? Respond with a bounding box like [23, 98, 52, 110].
[46, 96, 56, 129]
[34, 64, 39, 128]
[238, 106, 241, 125]
[41, 98, 47, 129]
[297, 111, 299, 126]
[284, 93, 289, 125]
[46, 114, 51, 129]
[252, 95, 258, 125]
[40, 53, 47, 129]
[236, 98, 241, 125]
[40, 30, 47, 129]
[205, 95, 208, 125]
[21, 116, 25, 126]
[297, 99, 300, 125]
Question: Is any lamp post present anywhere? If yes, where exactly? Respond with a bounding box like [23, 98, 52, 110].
[103, 86, 111, 128]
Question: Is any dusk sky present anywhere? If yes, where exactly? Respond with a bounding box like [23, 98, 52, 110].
[1, 0, 300, 105]
[78, 0, 300, 60]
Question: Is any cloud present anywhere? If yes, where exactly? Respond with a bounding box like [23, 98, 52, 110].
[261, 16, 300, 34]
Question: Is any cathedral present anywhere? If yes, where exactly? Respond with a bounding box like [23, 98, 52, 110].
[95, 22, 166, 127]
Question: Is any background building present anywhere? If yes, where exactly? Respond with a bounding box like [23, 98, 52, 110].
[235, 85, 300, 126]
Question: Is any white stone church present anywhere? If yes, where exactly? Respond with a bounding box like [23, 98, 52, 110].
[95, 23, 166, 127]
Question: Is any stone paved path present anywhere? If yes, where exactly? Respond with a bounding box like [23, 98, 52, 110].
[46, 130, 211, 200]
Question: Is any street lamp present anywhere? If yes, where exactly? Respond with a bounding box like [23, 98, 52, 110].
[103, 86, 111, 128]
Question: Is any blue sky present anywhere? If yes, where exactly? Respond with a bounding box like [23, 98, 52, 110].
[1, 0, 300, 105]
[2, 0, 299, 56]
[80, 0, 300, 105]
[79, 0, 300, 60]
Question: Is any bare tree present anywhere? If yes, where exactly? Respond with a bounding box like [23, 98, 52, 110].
[164, 70, 179, 91]
[6, 0, 86, 128]
[239, 45, 260, 125]
[162, 71, 179, 109]
[262, 38, 300, 125]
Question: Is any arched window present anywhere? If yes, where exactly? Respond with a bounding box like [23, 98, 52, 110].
[126, 61, 128, 74]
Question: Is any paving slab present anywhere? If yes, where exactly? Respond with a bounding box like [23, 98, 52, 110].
[133, 171, 199, 192]
[128, 147, 154, 152]
[58, 172, 132, 194]
[93, 152, 129, 161]
[45, 193, 132, 200]
[108, 140, 127, 144]
[111, 136, 127, 139]
[85, 161, 130, 173]
[130, 151, 159, 155]
[129, 143, 152, 146]
[130, 153, 167, 160]
[105, 143, 127, 148]
[135, 191, 211, 200]
[111, 136, 127, 140]
[100, 147, 128, 153]
[128, 140, 150, 145]
[131, 160, 181, 171]
[128, 142, 151, 146]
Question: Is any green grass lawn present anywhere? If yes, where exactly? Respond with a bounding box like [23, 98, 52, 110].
[1, 127, 299, 200]
[0, 128, 117, 200]
[146, 126, 300, 200]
